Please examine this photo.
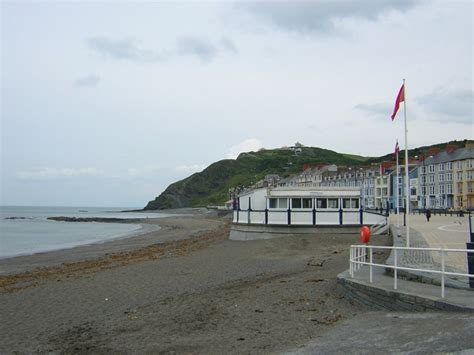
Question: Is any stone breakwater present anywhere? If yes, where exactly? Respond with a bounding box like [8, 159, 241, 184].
[47, 216, 140, 223]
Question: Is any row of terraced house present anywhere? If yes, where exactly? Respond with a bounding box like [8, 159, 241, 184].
[242, 142, 474, 211]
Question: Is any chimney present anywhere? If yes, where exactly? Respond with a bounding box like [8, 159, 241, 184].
[465, 141, 474, 149]
[445, 144, 458, 153]
[428, 147, 441, 156]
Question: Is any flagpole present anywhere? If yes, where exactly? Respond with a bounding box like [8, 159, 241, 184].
[403, 78, 410, 247]
[396, 147, 400, 237]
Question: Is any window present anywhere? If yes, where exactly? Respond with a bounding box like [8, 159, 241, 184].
[302, 198, 312, 209]
[468, 160, 473, 168]
[457, 172, 463, 180]
[316, 198, 327, 208]
[429, 186, 435, 195]
[439, 174, 445, 182]
[457, 161, 463, 169]
[429, 165, 435, 173]
[447, 172, 453, 181]
[422, 186, 426, 195]
[343, 198, 359, 209]
[447, 162, 452, 170]
[328, 198, 339, 209]
[269, 198, 277, 209]
[291, 198, 302, 208]
[278, 198, 288, 209]
[429, 175, 435, 183]
[467, 171, 473, 180]
[440, 184, 445, 194]
[447, 184, 453, 194]
[439, 163, 445, 171]
[269, 198, 288, 209]
[411, 188, 416, 196]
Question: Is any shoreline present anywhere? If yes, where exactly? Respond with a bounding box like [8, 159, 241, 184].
[0, 207, 210, 267]
[0, 213, 394, 353]
[0, 222, 160, 264]
[0, 214, 222, 275]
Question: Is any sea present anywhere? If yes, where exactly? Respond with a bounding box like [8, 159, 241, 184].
[0, 206, 171, 259]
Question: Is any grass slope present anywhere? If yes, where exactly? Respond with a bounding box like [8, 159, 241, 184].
[144, 147, 368, 210]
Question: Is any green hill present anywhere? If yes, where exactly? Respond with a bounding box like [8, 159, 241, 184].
[144, 147, 369, 210]
[144, 140, 472, 210]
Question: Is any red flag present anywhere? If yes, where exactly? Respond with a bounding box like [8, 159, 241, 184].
[394, 140, 400, 155]
[391, 84, 405, 121]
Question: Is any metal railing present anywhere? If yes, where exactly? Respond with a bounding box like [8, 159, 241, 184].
[350, 245, 474, 298]
[411, 208, 471, 217]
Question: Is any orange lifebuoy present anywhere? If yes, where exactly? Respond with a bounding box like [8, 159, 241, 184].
[359, 226, 371, 244]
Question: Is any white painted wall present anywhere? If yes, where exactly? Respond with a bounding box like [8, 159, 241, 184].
[233, 210, 387, 226]
[238, 187, 268, 210]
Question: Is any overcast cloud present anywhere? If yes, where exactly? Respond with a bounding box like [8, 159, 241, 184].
[73, 75, 101, 88]
[237, 0, 419, 34]
[87, 37, 164, 62]
[354, 103, 393, 118]
[17, 167, 103, 180]
[87, 35, 235, 63]
[1, 0, 472, 207]
[417, 87, 473, 123]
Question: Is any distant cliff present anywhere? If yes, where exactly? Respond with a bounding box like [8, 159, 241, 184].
[144, 146, 368, 210]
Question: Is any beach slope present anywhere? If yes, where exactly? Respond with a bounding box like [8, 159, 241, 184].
[0, 213, 390, 353]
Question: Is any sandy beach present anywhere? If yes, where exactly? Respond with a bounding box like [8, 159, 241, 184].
[0, 211, 391, 353]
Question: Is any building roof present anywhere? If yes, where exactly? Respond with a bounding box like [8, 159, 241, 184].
[423, 147, 474, 165]
[269, 186, 360, 198]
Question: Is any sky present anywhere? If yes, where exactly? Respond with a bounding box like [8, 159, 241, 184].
[1, 0, 473, 207]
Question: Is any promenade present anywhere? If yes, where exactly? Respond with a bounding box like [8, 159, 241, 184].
[290, 213, 474, 354]
[338, 212, 473, 311]
[390, 213, 470, 273]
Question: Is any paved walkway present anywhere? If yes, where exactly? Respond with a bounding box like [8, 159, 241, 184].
[290, 214, 474, 354]
[287, 311, 474, 354]
[389, 213, 471, 273]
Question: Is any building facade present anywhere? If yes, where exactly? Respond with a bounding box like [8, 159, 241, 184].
[389, 165, 418, 210]
[231, 143, 473, 214]
[418, 144, 473, 209]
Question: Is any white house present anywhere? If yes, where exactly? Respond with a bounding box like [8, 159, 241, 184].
[234, 185, 385, 226]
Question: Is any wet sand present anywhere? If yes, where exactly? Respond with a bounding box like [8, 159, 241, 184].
[0, 212, 391, 353]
